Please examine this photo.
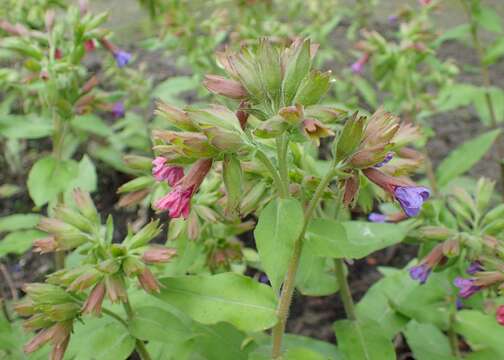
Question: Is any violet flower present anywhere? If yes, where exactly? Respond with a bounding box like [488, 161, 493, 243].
[409, 263, 431, 284]
[394, 186, 431, 217]
[375, 152, 394, 168]
[369, 212, 387, 223]
[154, 186, 194, 219]
[351, 53, 370, 75]
[112, 101, 125, 118]
[152, 157, 184, 186]
[454, 277, 481, 299]
[114, 50, 132, 68]
[388, 15, 398, 25]
[466, 261, 484, 275]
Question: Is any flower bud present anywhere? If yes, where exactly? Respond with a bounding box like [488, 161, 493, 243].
[67, 269, 101, 293]
[278, 104, 303, 125]
[14, 298, 36, 317]
[73, 189, 98, 223]
[203, 75, 248, 99]
[123, 256, 146, 277]
[33, 236, 58, 253]
[22, 314, 53, 332]
[137, 268, 161, 293]
[254, 116, 289, 138]
[118, 189, 150, 208]
[301, 118, 334, 146]
[117, 176, 155, 194]
[442, 239, 460, 257]
[154, 101, 198, 131]
[223, 155, 242, 217]
[81, 282, 106, 316]
[44, 302, 80, 322]
[343, 173, 359, 206]
[104, 275, 127, 303]
[419, 226, 453, 241]
[187, 210, 200, 240]
[96, 259, 121, 274]
[336, 113, 365, 161]
[124, 220, 162, 249]
[152, 130, 216, 159]
[142, 246, 177, 264]
[54, 206, 94, 233]
[123, 155, 153, 172]
[24, 283, 74, 305]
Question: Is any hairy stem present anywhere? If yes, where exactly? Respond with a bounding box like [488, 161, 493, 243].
[277, 134, 290, 196]
[334, 259, 356, 320]
[256, 149, 287, 198]
[271, 166, 337, 358]
[123, 301, 152, 360]
[448, 306, 461, 358]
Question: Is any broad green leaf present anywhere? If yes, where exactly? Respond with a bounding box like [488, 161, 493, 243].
[0, 214, 40, 233]
[129, 306, 191, 344]
[473, 87, 504, 125]
[189, 323, 252, 360]
[436, 129, 501, 187]
[435, 83, 477, 112]
[27, 156, 78, 207]
[70, 114, 114, 138]
[475, 5, 503, 33]
[403, 321, 456, 360]
[356, 270, 411, 338]
[0, 115, 52, 139]
[254, 198, 304, 292]
[67, 318, 135, 360]
[296, 243, 339, 296]
[455, 310, 504, 356]
[155, 273, 277, 332]
[0, 230, 45, 257]
[307, 219, 407, 259]
[484, 38, 504, 65]
[333, 319, 396, 360]
[284, 347, 326, 360]
[435, 24, 470, 45]
[66, 155, 97, 195]
[153, 76, 198, 105]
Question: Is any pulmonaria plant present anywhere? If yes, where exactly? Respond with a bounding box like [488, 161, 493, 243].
[17, 189, 176, 359]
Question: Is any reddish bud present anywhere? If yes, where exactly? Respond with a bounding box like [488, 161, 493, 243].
[81, 283, 106, 316]
[142, 246, 177, 264]
[33, 236, 58, 253]
[203, 75, 248, 99]
[137, 268, 161, 293]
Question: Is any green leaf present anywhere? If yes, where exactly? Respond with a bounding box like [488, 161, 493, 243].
[476, 5, 503, 33]
[296, 243, 339, 296]
[0, 214, 40, 233]
[129, 306, 191, 344]
[0, 115, 52, 139]
[27, 156, 78, 206]
[403, 321, 456, 360]
[70, 114, 114, 137]
[435, 24, 470, 45]
[153, 76, 198, 105]
[333, 319, 396, 360]
[484, 38, 504, 65]
[306, 219, 407, 259]
[67, 318, 135, 360]
[254, 198, 304, 292]
[0, 230, 45, 257]
[189, 323, 252, 360]
[436, 129, 501, 187]
[154, 273, 278, 332]
[473, 87, 504, 125]
[354, 77, 377, 108]
[66, 155, 97, 194]
[455, 310, 504, 356]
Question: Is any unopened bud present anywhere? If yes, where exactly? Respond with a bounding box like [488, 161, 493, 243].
[420, 226, 453, 241]
[240, 181, 268, 216]
[155, 102, 198, 131]
[278, 104, 303, 125]
[254, 116, 289, 138]
[33, 236, 58, 253]
[123, 155, 153, 172]
[142, 246, 177, 264]
[54, 206, 94, 233]
[81, 282, 105, 316]
[124, 220, 162, 249]
[442, 239, 460, 257]
[343, 173, 359, 206]
[123, 256, 145, 277]
[203, 75, 248, 99]
[117, 176, 155, 194]
[118, 189, 150, 208]
[104, 275, 127, 303]
[67, 269, 101, 293]
[73, 189, 98, 222]
[137, 268, 161, 293]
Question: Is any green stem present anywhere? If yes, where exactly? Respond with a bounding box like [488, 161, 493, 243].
[448, 306, 461, 358]
[271, 166, 337, 358]
[334, 258, 356, 321]
[277, 134, 290, 196]
[256, 149, 287, 198]
[122, 301, 152, 360]
[102, 307, 128, 328]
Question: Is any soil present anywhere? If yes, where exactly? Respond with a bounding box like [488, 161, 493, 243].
[2, 1, 504, 359]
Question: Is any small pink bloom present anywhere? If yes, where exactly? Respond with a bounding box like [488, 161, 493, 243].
[419, 0, 431, 5]
[152, 157, 184, 186]
[497, 305, 504, 326]
[351, 53, 370, 75]
[84, 39, 95, 52]
[33, 236, 58, 253]
[54, 48, 63, 60]
[155, 186, 194, 219]
[203, 75, 248, 99]
[82, 283, 106, 316]
[137, 268, 160, 293]
[142, 246, 177, 264]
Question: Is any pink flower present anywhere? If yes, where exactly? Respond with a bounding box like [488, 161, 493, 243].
[142, 246, 177, 264]
[81, 283, 105, 316]
[84, 39, 95, 52]
[351, 53, 370, 75]
[497, 305, 504, 326]
[152, 157, 184, 186]
[155, 186, 194, 219]
[137, 268, 160, 293]
[419, 0, 431, 5]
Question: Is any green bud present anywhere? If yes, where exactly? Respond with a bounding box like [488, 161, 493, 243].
[155, 102, 198, 131]
[304, 105, 346, 124]
[24, 283, 74, 305]
[336, 112, 365, 161]
[202, 126, 247, 153]
[73, 189, 99, 223]
[22, 314, 53, 331]
[476, 178, 495, 211]
[117, 176, 155, 194]
[483, 204, 504, 226]
[124, 220, 162, 249]
[419, 226, 454, 241]
[41, 302, 80, 322]
[293, 69, 331, 106]
[54, 206, 94, 233]
[240, 181, 268, 216]
[254, 116, 289, 138]
[123, 155, 153, 172]
[223, 155, 242, 217]
[123, 256, 145, 277]
[97, 259, 121, 274]
[67, 269, 102, 292]
[278, 105, 303, 125]
[282, 39, 312, 105]
[46, 267, 87, 287]
[110, 244, 127, 257]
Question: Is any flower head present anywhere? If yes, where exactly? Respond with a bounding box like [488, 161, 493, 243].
[497, 305, 504, 326]
[351, 53, 370, 75]
[409, 263, 431, 284]
[152, 157, 184, 186]
[114, 50, 132, 68]
[466, 261, 484, 275]
[454, 277, 481, 299]
[394, 186, 431, 217]
[369, 212, 387, 223]
[81, 282, 106, 316]
[155, 186, 194, 219]
[84, 39, 95, 52]
[112, 101, 125, 119]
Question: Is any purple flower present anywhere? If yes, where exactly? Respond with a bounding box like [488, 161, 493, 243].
[114, 50, 132, 68]
[375, 152, 394, 168]
[454, 277, 481, 299]
[456, 297, 463, 310]
[369, 212, 387, 223]
[394, 186, 431, 217]
[350, 53, 370, 75]
[112, 101, 125, 118]
[409, 263, 431, 284]
[388, 15, 398, 25]
[466, 261, 483, 275]
[259, 273, 270, 285]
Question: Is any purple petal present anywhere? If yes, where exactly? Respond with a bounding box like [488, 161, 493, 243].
[369, 213, 387, 223]
[114, 50, 132, 68]
[466, 261, 483, 275]
[394, 186, 431, 217]
[456, 297, 463, 310]
[410, 264, 431, 284]
[375, 152, 394, 168]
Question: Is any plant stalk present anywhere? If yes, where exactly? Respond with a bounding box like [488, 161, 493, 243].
[271, 166, 337, 358]
[277, 134, 290, 196]
[333, 258, 356, 321]
[448, 306, 461, 358]
[256, 149, 287, 198]
[123, 300, 152, 360]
